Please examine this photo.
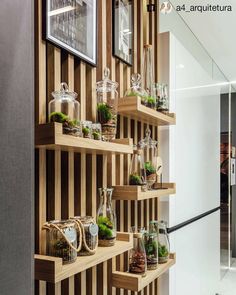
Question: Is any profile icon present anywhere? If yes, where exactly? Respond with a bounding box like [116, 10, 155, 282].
[160, 1, 172, 14]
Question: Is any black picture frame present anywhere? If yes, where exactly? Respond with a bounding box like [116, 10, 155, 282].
[44, 0, 97, 66]
[112, 0, 133, 66]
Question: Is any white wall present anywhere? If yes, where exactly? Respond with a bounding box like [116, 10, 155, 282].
[158, 32, 221, 295]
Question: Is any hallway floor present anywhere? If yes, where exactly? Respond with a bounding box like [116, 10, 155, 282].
[218, 259, 236, 295]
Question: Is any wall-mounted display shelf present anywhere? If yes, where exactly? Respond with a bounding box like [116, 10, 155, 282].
[118, 96, 176, 126]
[35, 123, 133, 155]
[112, 183, 176, 201]
[112, 253, 176, 292]
[35, 232, 133, 283]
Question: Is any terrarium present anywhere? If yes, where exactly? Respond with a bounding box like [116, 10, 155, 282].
[129, 148, 147, 191]
[129, 227, 147, 276]
[96, 68, 118, 141]
[125, 73, 148, 105]
[97, 188, 117, 247]
[71, 216, 98, 256]
[143, 45, 156, 109]
[92, 123, 102, 140]
[43, 220, 79, 264]
[81, 120, 92, 139]
[49, 82, 81, 136]
[158, 221, 170, 263]
[139, 129, 158, 190]
[144, 221, 158, 270]
[155, 83, 169, 113]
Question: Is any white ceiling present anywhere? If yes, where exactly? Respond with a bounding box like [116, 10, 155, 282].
[170, 0, 236, 81]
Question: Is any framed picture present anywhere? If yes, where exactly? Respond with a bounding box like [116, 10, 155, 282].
[44, 0, 97, 66]
[113, 0, 133, 66]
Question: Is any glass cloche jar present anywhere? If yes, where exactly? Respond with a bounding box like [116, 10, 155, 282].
[125, 73, 148, 105]
[129, 147, 147, 191]
[96, 68, 118, 141]
[49, 82, 81, 136]
[139, 129, 158, 190]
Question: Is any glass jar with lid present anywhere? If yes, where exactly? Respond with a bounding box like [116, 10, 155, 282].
[42, 220, 80, 264]
[129, 227, 147, 276]
[139, 128, 158, 190]
[49, 82, 81, 136]
[129, 147, 147, 191]
[125, 73, 148, 105]
[70, 216, 98, 256]
[96, 68, 118, 141]
[97, 188, 117, 247]
[158, 221, 170, 263]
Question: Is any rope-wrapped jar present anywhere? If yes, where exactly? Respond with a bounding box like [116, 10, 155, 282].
[42, 220, 82, 264]
[71, 216, 98, 256]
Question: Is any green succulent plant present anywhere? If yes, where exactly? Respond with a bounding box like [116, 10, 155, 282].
[147, 96, 156, 105]
[49, 111, 69, 123]
[144, 161, 156, 176]
[97, 216, 114, 239]
[97, 103, 113, 124]
[82, 127, 90, 136]
[145, 239, 158, 256]
[158, 243, 169, 258]
[129, 173, 142, 185]
[92, 131, 101, 140]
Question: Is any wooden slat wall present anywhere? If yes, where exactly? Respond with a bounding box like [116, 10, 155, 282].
[35, 1, 160, 294]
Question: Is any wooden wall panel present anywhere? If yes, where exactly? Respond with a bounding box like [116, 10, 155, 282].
[35, 1, 160, 294]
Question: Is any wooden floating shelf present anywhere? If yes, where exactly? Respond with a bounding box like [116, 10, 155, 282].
[35, 123, 133, 155]
[112, 183, 176, 201]
[35, 232, 133, 283]
[118, 96, 176, 126]
[112, 253, 176, 292]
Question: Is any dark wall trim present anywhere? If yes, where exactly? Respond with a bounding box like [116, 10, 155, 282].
[168, 207, 221, 234]
[0, 0, 34, 294]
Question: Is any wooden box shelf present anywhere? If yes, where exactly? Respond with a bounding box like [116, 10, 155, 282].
[35, 123, 133, 155]
[35, 232, 133, 283]
[112, 183, 176, 201]
[118, 96, 176, 126]
[112, 253, 176, 292]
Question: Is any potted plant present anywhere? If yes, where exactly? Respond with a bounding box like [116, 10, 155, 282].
[144, 161, 156, 189]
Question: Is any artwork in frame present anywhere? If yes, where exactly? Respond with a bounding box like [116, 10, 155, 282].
[113, 0, 133, 66]
[44, 0, 97, 66]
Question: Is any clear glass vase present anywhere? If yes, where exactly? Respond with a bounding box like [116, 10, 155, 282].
[144, 230, 158, 270]
[49, 82, 81, 136]
[96, 68, 118, 141]
[139, 129, 158, 190]
[142, 45, 156, 109]
[158, 221, 170, 263]
[154, 83, 169, 113]
[125, 73, 148, 105]
[129, 148, 147, 191]
[129, 227, 147, 276]
[97, 188, 117, 247]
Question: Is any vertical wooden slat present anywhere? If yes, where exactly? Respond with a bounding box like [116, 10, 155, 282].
[36, 1, 160, 294]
